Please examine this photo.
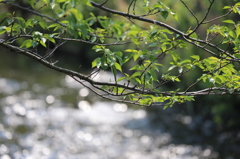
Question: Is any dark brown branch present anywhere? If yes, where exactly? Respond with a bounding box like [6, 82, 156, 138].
[15, 35, 132, 46]
[42, 41, 66, 59]
[2, 41, 238, 97]
[0, 41, 171, 97]
[71, 75, 152, 107]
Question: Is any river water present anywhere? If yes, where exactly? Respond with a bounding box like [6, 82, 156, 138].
[0, 68, 239, 159]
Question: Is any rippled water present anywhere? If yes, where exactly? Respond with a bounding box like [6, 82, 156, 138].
[0, 75, 234, 159]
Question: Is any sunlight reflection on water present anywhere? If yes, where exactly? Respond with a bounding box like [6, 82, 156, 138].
[0, 78, 21, 94]
[0, 77, 220, 159]
[113, 103, 128, 112]
[46, 95, 55, 104]
[79, 88, 89, 97]
[78, 100, 91, 112]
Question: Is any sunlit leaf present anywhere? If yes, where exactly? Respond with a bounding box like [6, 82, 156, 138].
[114, 63, 122, 72]
[223, 20, 235, 24]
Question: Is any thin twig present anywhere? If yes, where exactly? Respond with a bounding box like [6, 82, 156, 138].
[100, 0, 108, 6]
[203, 10, 233, 24]
[187, 0, 215, 36]
[90, 1, 238, 62]
[180, 0, 199, 24]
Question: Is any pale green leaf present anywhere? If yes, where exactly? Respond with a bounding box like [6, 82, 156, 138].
[114, 63, 122, 72]
[223, 20, 235, 24]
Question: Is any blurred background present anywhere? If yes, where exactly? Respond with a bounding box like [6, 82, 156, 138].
[0, 0, 240, 158]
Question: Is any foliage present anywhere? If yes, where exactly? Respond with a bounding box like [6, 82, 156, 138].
[0, 0, 240, 108]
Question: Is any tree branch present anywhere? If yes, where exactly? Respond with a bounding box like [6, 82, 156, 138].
[90, 1, 239, 63]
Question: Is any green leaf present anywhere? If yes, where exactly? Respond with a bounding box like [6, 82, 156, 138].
[117, 77, 126, 82]
[15, 17, 25, 28]
[93, 45, 104, 52]
[44, 35, 56, 44]
[0, 26, 6, 34]
[42, 0, 48, 4]
[168, 65, 176, 71]
[152, 4, 162, 10]
[125, 49, 137, 52]
[48, 23, 60, 29]
[236, 25, 240, 38]
[20, 39, 34, 48]
[32, 41, 38, 48]
[149, 69, 158, 82]
[39, 22, 48, 29]
[131, 72, 141, 77]
[56, 0, 67, 2]
[80, 0, 92, 6]
[233, 6, 240, 14]
[150, 30, 158, 39]
[40, 38, 47, 47]
[133, 53, 140, 61]
[223, 20, 235, 24]
[100, 56, 108, 70]
[92, 58, 101, 68]
[171, 52, 180, 62]
[114, 63, 122, 72]
[149, 55, 156, 62]
[80, 24, 88, 39]
[172, 11, 179, 21]
[27, 0, 36, 8]
[98, 16, 109, 29]
[139, 97, 152, 105]
[134, 78, 142, 84]
[0, 13, 10, 20]
[191, 55, 200, 61]
[181, 59, 191, 64]
[160, 10, 169, 20]
[91, 36, 97, 43]
[69, 8, 83, 21]
[223, 6, 231, 9]
[0, 13, 11, 25]
[148, 43, 158, 47]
